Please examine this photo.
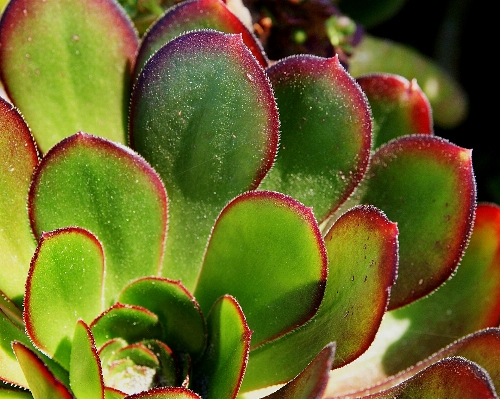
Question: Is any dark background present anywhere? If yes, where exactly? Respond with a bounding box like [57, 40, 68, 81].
[366, 0, 496, 204]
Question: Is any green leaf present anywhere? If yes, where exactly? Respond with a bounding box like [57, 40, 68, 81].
[360, 357, 497, 398]
[241, 205, 398, 392]
[0, 389, 32, 398]
[142, 340, 181, 387]
[262, 343, 335, 399]
[0, 0, 139, 152]
[12, 342, 73, 399]
[380, 203, 500, 374]
[129, 30, 279, 290]
[190, 295, 251, 399]
[105, 387, 126, 399]
[118, 277, 206, 360]
[194, 191, 327, 348]
[90, 304, 162, 348]
[259, 54, 372, 222]
[133, 0, 267, 81]
[0, 97, 38, 306]
[123, 387, 202, 398]
[70, 320, 105, 399]
[349, 34, 468, 128]
[28, 133, 167, 305]
[357, 73, 433, 149]
[339, 0, 408, 28]
[24, 227, 105, 369]
[358, 135, 476, 308]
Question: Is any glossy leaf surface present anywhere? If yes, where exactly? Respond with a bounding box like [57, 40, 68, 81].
[0, 0, 138, 152]
[349, 35, 468, 128]
[357, 73, 433, 149]
[260, 55, 371, 221]
[29, 133, 167, 304]
[24, 227, 105, 369]
[12, 342, 73, 399]
[359, 135, 475, 308]
[195, 191, 327, 348]
[129, 30, 279, 290]
[263, 343, 335, 399]
[118, 277, 206, 360]
[380, 203, 500, 373]
[191, 295, 251, 399]
[133, 0, 267, 81]
[241, 205, 398, 392]
[0, 97, 37, 305]
[70, 320, 104, 399]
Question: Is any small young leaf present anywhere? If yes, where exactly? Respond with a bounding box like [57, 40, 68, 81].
[118, 277, 206, 360]
[0, 0, 139, 152]
[241, 205, 398, 392]
[0, 97, 38, 306]
[190, 295, 251, 399]
[194, 191, 327, 348]
[133, 0, 267, 80]
[357, 73, 433, 149]
[12, 342, 73, 399]
[262, 343, 336, 399]
[129, 30, 279, 290]
[29, 133, 167, 305]
[359, 135, 476, 309]
[260, 54, 372, 222]
[70, 320, 105, 399]
[124, 387, 202, 398]
[24, 227, 105, 369]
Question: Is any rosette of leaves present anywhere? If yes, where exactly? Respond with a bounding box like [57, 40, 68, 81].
[0, 0, 499, 398]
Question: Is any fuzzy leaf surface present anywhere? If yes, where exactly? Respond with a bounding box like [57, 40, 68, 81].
[0, 97, 38, 305]
[260, 55, 371, 222]
[133, 0, 267, 81]
[359, 135, 475, 308]
[241, 205, 398, 392]
[129, 30, 279, 290]
[357, 73, 433, 149]
[12, 342, 73, 399]
[195, 191, 327, 348]
[118, 277, 206, 360]
[28, 133, 167, 304]
[24, 227, 105, 369]
[263, 343, 335, 399]
[191, 295, 251, 399]
[0, 0, 139, 152]
[70, 320, 104, 399]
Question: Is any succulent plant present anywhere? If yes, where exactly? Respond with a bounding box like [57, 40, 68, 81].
[0, 0, 499, 398]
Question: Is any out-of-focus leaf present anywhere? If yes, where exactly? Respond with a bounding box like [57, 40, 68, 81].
[0, 388, 32, 398]
[12, 342, 73, 399]
[195, 191, 327, 348]
[190, 295, 251, 399]
[70, 320, 105, 399]
[24, 227, 105, 369]
[357, 73, 433, 149]
[0, 0, 139, 152]
[118, 277, 206, 360]
[263, 343, 336, 399]
[349, 34, 468, 128]
[90, 304, 161, 348]
[338, 0, 408, 28]
[379, 203, 500, 373]
[358, 135, 475, 309]
[129, 30, 279, 291]
[123, 387, 202, 398]
[28, 133, 167, 305]
[133, 0, 267, 81]
[259, 55, 371, 222]
[0, 97, 38, 306]
[241, 205, 398, 392]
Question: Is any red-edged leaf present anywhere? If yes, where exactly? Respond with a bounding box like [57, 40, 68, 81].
[124, 387, 202, 398]
[357, 73, 433, 149]
[12, 342, 73, 399]
[133, 0, 267, 81]
[359, 135, 476, 309]
[263, 343, 336, 399]
[260, 54, 372, 222]
[0, 97, 38, 305]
